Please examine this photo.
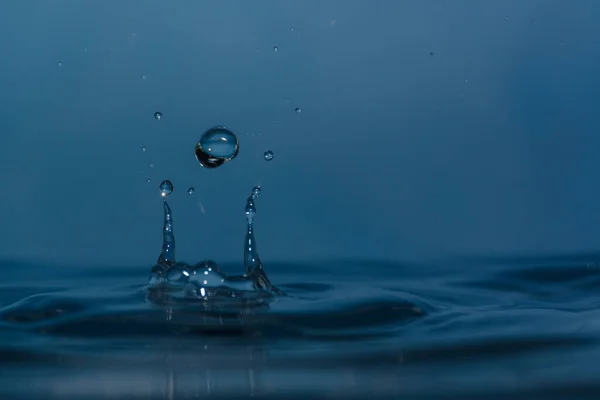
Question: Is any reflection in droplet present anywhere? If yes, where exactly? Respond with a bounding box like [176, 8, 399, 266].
[195, 126, 239, 169]
[160, 180, 173, 197]
[154, 111, 162, 120]
[263, 150, 274, 161]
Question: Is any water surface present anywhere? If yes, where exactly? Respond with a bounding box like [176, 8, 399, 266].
[1, 255, 600, 399]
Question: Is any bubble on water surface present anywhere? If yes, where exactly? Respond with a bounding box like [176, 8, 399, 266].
[263, 150, 274, 161]
[154, 111, 162, 120]
[195, 126, 239, 169]
[159, 180, 173, 197]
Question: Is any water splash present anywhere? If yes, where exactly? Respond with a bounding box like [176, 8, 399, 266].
[148, 185, 283, 299]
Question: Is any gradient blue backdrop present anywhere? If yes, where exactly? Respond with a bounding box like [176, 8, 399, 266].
[0, 0, 599, 266]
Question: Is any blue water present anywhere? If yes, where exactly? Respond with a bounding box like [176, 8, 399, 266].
[2, 254, 600, 399]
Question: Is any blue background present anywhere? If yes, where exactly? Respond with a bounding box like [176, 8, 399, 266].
[0, 0, 599, 267]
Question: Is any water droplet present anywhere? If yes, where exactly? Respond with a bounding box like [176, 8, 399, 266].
[159, 180, 173, 197]
[195, 126, 239, 169]
[142, 145, 147, 152]
[252, 186, 261, 198]
[295, 107, 302, 113]
[187, 187, 195, 195]
[142, 75, 147, 80]
[263, 150, 274, 161]
[154, 111, 162, 120]
[273, 46, 279, 52]
[291, 27, 295, 32]
[147, 178, 151, 183]
[429, 52, 435, 56]
[57, 61, 63, 67]
[150, 163, 155, 168]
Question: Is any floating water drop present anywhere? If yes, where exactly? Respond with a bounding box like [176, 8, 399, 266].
[273, 46, 279, 52]
[142, 145, 147, 152]
[154, 111, 162, 120]
[295, 107, 302, 113]
[159, 180, 173, 197]
[150, 163, 155, 168]
[252, 186, 261, 199]
[57, 61, 63, 67]
[142, 75, 147, 80]
[147, 178, 151, 183]
[187, 187, 195, 195]
[195, 126, 239, 169]
[263, 150, 274, 161]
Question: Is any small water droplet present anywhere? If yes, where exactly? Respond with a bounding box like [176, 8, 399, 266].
[142, 75, 147, 80]
[142, 145, 147, 152]
[188, 187, 195, 195]
[505, 16, 509, 20]
[150, 163, 155, 168]
[159, 180, 173, 197]
[154, 111, 162, 120]
[331, 19, 337, 26]
[252, 186, 261, 198]
[295, 107, 302, 113]
[264, 150, 274, 161]
[147, 178, 151, 183]
[429, 52, 435, 56]
[273, 46, 279, 52]
[291, 27, 295, 32]
[195, 126, 239, 169]
[57, 61, 63, 67]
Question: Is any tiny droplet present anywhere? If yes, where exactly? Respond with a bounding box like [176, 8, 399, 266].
[252, 186, 261, 198]
[295, 107, 302, 113]
[264, 150, 274, 161]
[273, 46, 279, 52]
[57, 61, 63, 67]
[142, 145, 147, 152]
[154, 111, 162, 120]
[188, 187, 195, 195]
[159, 180, 173, 197]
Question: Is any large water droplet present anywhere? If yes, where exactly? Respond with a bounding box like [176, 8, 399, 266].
[154, 111, 162, 120]
[187, 187, 195, 195]
[252, 186, 261, 199]
[195, 126, 239, 169]
[263, 150, 274, 161]
[160, 180, 173, 197]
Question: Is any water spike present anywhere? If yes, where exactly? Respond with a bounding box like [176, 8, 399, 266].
[244, 195, 259, 274]
[157, 198, 176, 265]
